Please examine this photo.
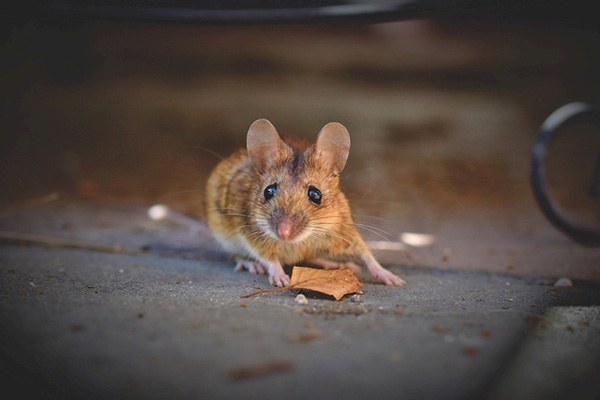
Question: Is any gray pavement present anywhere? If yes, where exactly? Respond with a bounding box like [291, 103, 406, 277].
[1, 200, 599, 400]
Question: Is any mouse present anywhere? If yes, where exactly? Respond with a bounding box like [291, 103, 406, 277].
[205, 119, 405, 288]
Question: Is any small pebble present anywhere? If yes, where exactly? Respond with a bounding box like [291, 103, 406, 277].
[295, 294, 308, 305]
[350, 294, 361, 303]
[554, 278, 573, 287]
[148, 204, 169, 221]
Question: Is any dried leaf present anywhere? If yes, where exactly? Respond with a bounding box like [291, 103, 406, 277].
[241, 266, 363, 301]
[289, 267, 363, 301]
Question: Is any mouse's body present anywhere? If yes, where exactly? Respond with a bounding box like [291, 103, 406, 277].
[205, 119, 405, 288]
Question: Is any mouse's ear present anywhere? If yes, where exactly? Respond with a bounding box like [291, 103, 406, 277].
[247, 119, 287, 173]
[314, 122, 350, 175]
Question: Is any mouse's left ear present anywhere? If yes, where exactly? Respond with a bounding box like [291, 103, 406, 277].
[247, 119, 288, 173]
[314, 122, 350, 175]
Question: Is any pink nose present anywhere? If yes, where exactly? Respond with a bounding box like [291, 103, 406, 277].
[277, 218, 294, 240]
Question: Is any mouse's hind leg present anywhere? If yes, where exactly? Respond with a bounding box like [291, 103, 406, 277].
[361, 253, 405, 287]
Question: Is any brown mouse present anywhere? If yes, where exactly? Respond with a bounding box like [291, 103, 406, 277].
[205, 119, 405, 288]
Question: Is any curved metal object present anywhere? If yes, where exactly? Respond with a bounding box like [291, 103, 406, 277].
[531, 102, 600, 246]
[0, 0, 568, 25]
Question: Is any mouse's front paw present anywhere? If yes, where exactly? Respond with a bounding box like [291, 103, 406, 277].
[269, 272, 291, 287]
[234, 260, 267, 275]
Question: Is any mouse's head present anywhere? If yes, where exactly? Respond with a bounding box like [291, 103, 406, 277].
[247, 119, 351, 243]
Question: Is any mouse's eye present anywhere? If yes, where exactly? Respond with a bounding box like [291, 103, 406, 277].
[308, 186, 322, 205]
[264, 183, 278, 201]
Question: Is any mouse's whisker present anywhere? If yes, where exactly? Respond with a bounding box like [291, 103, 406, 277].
[222, 223, 269, 243]
[310, 218, 392, 236]
[309, 220, 392, 241]
[353, 224, 393, 240]
[308, 227, 354, 247]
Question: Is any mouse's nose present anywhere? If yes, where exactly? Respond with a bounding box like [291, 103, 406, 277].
[277, 217, 294, 240]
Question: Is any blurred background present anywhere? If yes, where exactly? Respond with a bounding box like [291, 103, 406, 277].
[1, 1, 599, 277]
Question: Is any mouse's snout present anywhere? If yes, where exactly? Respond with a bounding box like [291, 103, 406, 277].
[273, 212, 307, 241]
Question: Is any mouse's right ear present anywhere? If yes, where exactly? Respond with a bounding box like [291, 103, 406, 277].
[247, 119, 286, 173]
[313, 122, 350, 175]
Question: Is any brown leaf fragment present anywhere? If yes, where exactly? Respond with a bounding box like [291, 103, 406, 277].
[287, 330, 323, 343]
[523, 315, 546, 323]
[480, 328, 492, 338]
[432, 325, 449, 335]
[241, 266, 363, 301]
[462, 346, 479, 357]
[228, 360, 293, 382]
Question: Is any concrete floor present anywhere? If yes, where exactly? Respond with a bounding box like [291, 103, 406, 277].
[1, 13, 600, 400]
[1, 199, 600, 400]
